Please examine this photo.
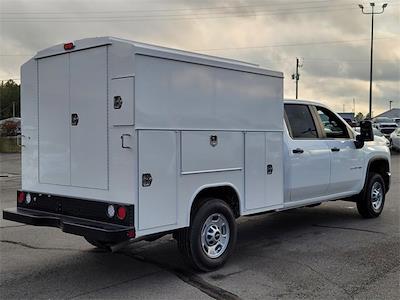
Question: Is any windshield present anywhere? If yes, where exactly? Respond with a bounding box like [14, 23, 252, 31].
[374, 117, 394, 123]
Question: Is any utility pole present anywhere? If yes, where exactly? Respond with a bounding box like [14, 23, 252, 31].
[359, 2, 388, 119]
[292, 58, 302, 99]
[389, 100, 393, 110]
[353, 98, 356, 113]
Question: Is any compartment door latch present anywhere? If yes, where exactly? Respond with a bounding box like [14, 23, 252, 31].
[114, 96, 123, 109]
[71, 113, 79, 126]
[267, 164, 273, 175]
[142, 173, 153, 187]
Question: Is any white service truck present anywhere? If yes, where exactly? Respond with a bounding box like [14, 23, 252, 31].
[4, 37, 391, 271]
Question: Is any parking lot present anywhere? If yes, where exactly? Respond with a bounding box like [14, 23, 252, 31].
[1, 152, 399, 299]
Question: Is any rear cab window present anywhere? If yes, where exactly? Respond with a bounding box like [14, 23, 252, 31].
[284, 104, 318, 139]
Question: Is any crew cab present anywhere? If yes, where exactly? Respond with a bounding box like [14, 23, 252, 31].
[3, 37, 391, 271]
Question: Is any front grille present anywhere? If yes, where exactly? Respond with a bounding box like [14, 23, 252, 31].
[381, 128, 395, 134]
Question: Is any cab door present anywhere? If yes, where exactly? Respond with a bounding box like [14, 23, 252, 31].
[314, 105, 364, 195]
[284, 104, 331, 203]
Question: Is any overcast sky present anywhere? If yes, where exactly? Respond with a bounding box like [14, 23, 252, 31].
[0, 0, 399, 116]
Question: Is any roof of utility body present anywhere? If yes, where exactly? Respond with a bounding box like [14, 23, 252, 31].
[33, 36, 283, 78]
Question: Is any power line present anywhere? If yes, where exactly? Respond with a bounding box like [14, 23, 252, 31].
[0, 0, 340, 14]
[1, 2, 398, 22]
[194, 37, 396, 51]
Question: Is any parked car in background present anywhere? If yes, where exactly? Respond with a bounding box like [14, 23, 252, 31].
[372, 117, 398, 138]
[390, 128, 400, 151]
[354, 127, 390, 147]
[0, 117, 21, 136]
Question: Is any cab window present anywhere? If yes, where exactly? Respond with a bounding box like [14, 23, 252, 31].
[316, 106, 349, 139]
[284, 104, 318, 139]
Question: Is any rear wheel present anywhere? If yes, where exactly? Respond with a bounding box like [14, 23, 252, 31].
[177, 198, 237, 271]
[357, 172, 385, 218]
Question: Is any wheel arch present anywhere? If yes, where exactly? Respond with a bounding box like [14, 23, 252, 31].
[188, 183, 241, 224]
[364, 157, 391, 193]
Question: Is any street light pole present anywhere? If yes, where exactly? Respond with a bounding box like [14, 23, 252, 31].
[358, 2, 388, 119]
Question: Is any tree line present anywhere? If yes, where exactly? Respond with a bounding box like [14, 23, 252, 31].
[0, 79, 20, 120]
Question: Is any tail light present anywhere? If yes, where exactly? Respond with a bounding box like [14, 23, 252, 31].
[127, 229, 135, 238]
[17, 192, 25, 204]
[117, 206, 127, 220]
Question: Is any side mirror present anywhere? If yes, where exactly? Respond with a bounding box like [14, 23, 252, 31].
[354, 120, 374, 149]
[354, 134, 364, 149]
[360, 120, 374, 141]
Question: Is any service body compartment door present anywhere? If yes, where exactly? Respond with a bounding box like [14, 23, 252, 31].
[70, 47, 108, 189]
[265, 132, 284, 207]
[244, 132, 266, 210]
[138, 131, 178, 230]
[244, 132, 283, 212]
[38, 55, 70, 185]
[110, 77, 134, 126]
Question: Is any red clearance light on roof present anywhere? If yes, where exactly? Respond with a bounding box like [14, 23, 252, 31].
[64, 42, 75, 50]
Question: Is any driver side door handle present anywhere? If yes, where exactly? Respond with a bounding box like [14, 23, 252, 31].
[292, 148, 304, 154]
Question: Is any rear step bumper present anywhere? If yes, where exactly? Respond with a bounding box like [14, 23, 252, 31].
[3, 207, 135, 243]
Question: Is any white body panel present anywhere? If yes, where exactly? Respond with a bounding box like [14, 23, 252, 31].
[285, 137, 331, 202]
[20, 37, 390, 239]
[38, 55, 70, 185]
[134, 55, 282, 131]
[323, 139, 364, 195]
[70, 47, 108, 189]
[244, 132, 284, 212]
[138, 131, 178, 231]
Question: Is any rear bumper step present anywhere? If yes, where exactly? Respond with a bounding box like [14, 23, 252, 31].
[3, 207, 135, 243]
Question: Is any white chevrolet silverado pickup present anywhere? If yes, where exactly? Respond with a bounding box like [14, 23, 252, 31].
[3, 37, 391, 271]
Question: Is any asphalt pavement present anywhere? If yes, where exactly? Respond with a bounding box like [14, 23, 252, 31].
[1, 152, 399, 299]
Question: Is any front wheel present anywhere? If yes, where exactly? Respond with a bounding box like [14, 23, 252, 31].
[357, 172, 386, 218]
[177, 198, 237, 271]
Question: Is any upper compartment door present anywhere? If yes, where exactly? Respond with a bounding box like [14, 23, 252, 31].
[110, 77, 134, 126]
[70, 47, 108, 189]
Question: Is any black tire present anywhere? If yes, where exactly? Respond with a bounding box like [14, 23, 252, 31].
[84, 237, 113, 250]
[357, 172, 386, 218]
[177, 198, 237, 272]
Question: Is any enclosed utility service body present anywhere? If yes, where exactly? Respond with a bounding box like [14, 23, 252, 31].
[4, 37, 391, 271]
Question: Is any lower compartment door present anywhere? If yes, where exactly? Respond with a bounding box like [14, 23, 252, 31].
[265, 132, 284, 207]
[138, 131, 178, 230]
[244, 132, 283, 212]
